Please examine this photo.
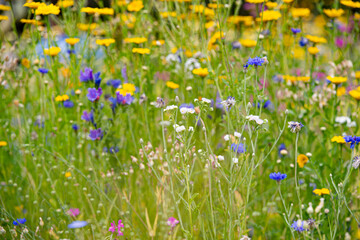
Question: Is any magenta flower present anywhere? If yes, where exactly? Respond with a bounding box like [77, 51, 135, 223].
[109, 219, 124, 236]
[67, 208, 80, 217]
[335, 37, 346, 48]
[167, 217, 179, 228]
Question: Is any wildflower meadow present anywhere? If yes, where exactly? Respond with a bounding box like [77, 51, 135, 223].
[1, 0, 360, 239]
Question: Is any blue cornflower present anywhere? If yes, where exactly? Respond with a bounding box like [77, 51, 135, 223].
[230, 143, 246, 154]
[94, 72, 102, 88]
[247, 57, 265, 67]
[89, 128, 103, 141]
[72, 124, 79, 131]
[67, 49, 76, 55]
[291, 220, 306, 232]
[232, 41, 241, 49]
[269, 172, 287, 182]
[38, 68, 49, 74]
[13, 218, 26, 226]
[68, 220, 88, 229]
[107, 79, 122, 89]
[291, 28, 301, 35]
[63, 100, 74, 108]
[344, 135, 360, 149]
[299, 37, 309, 47]
[81, 110, 94, 123]
[80, 67, 93, 82]
[87, 88, 102, 102]
[288, 121, 304, 133]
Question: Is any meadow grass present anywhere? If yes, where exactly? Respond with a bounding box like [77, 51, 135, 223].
[1, 0, 360, 239]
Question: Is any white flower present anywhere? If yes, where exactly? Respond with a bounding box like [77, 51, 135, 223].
[165, 54, 180, 64]
[306, 203, 314, 214]
[224, 134, 231, 141]
[232, 158, 238, 164]
[164, 105, 178, 112]
[234, 131, 241, 138]
[218, 155, 224, 161]
[246, 115, 264, 125]
[335, 116, 351, 125]
[185, 58, 201, 71]
[188, 126, 194, 132]
[180, 107, 195, 114]
[175, 125, 186, 133]
[201, 98, 212, 104]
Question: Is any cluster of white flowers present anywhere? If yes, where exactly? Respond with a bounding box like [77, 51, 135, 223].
[164, 105, 178, 112]
[180, 107, 195, 114]
[246, 115, 266, 125]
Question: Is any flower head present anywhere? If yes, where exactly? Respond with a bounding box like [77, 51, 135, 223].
[89, 128, 103, 141]
[167, 217, 179, 228]
[109, 219, 124, 236]
[87, 88, 102, 102]
[297, 154, 309, 168]
[67, 208, 80, 217]
[68, 221, 88, 229]
[247, 56, 265, 67]
[344, 135, 360, 149]
[313, 188, 330, 196]
[13, 218, 26, 226]
[38, 68, 49, 74]
[288, 121, 304, 133]
[35, 3, 60, 15]
[269, 172, 287, 182]
[291, 28, 301, 35]
[291, 220, 306, 232]
[230, 143, 246, 154]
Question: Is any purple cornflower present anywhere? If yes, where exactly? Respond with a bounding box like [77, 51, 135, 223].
[269, 172, 287, 182]
[63, 100, 74, 108]
[291, 220, 306, 232]
[80, 67, 93, 82]
[116, 92, 134, 105]
[87, 88, 102, 102]
[231, 143, 246, 154]
[291, 28, 301, 35]
[232, 41, 241, 49]
[344, 135, 360, 149]
[247, 57, 265, 67]
[109, 219, 124, 236]
[38, 68, 49, 74]
[67, 208, 80, 217]
[89, 128, 103, 141]
[121, 66, 128, 82]
[278, 143, 287, 157]
[167, 217, 179, 228]
[81, 110, 95, 125]
[13, 218, 26, 226]
[221, 96, 236, 109]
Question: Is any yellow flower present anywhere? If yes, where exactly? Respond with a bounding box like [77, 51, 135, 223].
[227, 16, 253, 25]
[308, 46, 319, 55]
[0, 141, 7, 146]
[323, 9, 344, 18]
[55, 95, 69, 102]
[245, 0, 268, 3]
[65, 38, 80, 46]
[77, 23, 98, 31]
[61, 67, 70, 78]
[75, 89, 82, 95]
[23, 2, 42, 9]
[256, 10, 281, 22]
[305, 35, 327, 44]
[341, 0, 360, 8]
[35, 3, 60, 15]
[291, 8, 310, 18]
[151, 40, 165, 46]
[127, 1, 144, 12]
[160, 12, 177, 18]
[56, 0, 74, 8]
[20, 19, 42, 25]
[116, 83, 136, 96]
[337, 86, 346, 96]
[297, 154, 309, 168]
[166, 81, 179, 89]
[283, 0, 295, 3]
[81, 7, 114, 15]
[0, 4, 10, 11]
[355, 71, 360, 79]
[44, 47, 61, 56]
[208, 3, 223, 9]
[327, 76, 347, 85]
[349, 89, 360, 100]
[0, 15, 8, 21]
[313, 188, 330, 196]
[239, 39, 257, 48]
[21, 58, 30, 68]
[124, 37, 147, 44]
[96, 39, 115, 47]
[118, 0, 127, 6]
[65, 172, 72, 178]
[192, 68, 209, 77]
[265, 2, 277, 8]
[331, 136, 346, 143]
[132, 48, 150, 54]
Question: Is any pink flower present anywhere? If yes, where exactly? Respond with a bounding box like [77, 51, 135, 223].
[67, 208, 80, 217]
[167, 217, 179, 228]
[108, 219, 124, 236]
[335, 37, 346, 48]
